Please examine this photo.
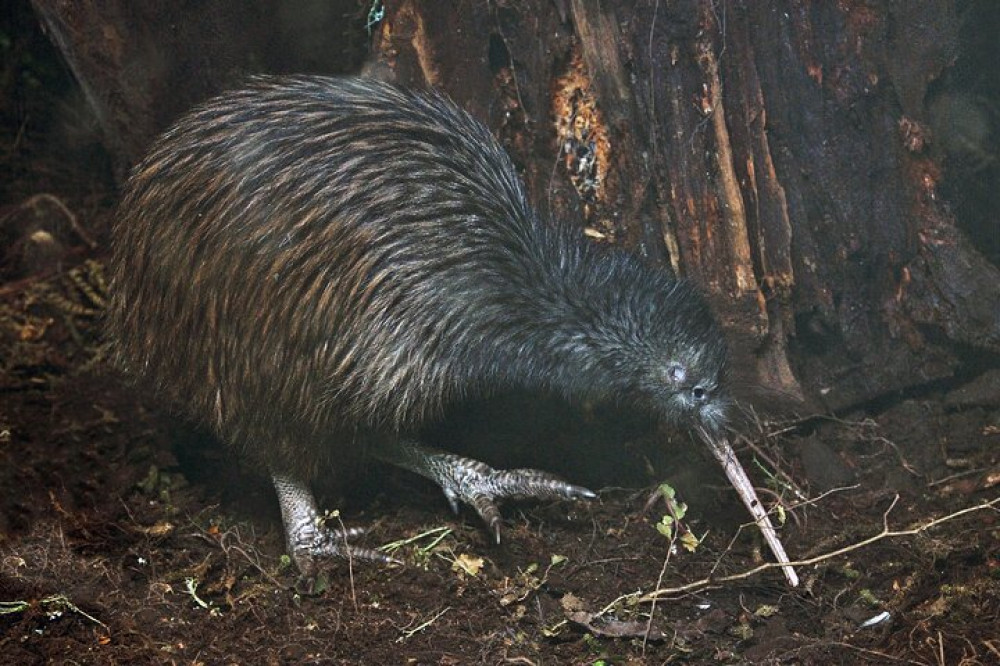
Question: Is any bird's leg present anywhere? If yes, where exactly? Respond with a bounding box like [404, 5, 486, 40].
[271, 473, 395, 583]
[372, 439, 596, 543]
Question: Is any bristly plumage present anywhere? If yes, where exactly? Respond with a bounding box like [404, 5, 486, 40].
[108, 75, 729, 483]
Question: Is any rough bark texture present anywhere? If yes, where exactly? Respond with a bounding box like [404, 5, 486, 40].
[32, 0, 1000, 412]
[373, 0, 999, 411]
[29, 0, 369, 180]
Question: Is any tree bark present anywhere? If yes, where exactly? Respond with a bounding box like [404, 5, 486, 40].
[29, 0, 367, 180]
[32, 0, 1000, 412]
[374, 0, 999, 411]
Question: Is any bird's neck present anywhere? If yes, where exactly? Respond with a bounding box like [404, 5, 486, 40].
[476, 232, 637, 404]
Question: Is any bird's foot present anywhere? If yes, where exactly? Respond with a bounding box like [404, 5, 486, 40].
[272, 473, 397, 592]
[377, 440, 596, 543]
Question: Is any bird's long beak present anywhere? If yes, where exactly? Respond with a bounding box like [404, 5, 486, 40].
[696, 425, 799, 587]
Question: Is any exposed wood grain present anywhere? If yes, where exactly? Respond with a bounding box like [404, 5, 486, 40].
[31, 0, 996, 413]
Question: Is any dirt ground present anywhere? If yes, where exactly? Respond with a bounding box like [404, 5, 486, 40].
[2, 14, 1000, 666]
[2, 246, 999, 666]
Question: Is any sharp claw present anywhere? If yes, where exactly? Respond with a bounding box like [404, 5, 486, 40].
[444, 491, 461, 515]
[469, 493, 504, 542]
[370, 551, 403, 566]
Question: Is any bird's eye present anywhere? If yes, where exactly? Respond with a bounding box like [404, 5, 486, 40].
[667, 364, 687, 385]
[692, 386, 708, 401]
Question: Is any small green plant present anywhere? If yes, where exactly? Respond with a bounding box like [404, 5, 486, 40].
[653, 483, 703, 551]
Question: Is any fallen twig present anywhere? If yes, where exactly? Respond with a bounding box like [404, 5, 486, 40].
[397, 606, 451, 642]
[638, 496, 999, 602]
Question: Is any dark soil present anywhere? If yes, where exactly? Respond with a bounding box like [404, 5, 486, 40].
[3, 266, 999, 666]
[2, 12, 999, 665]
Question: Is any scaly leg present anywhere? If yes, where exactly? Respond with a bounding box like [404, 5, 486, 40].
[272, 473, 395, 581]
[373, 439, 596, 542]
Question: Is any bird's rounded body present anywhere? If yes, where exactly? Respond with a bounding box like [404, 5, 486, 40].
[108, 76, 731, 576]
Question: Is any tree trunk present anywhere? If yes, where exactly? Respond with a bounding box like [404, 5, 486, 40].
[32, 0, 1000, 411]
[374, 0, 999, 411]
[29, 0, 368, 180]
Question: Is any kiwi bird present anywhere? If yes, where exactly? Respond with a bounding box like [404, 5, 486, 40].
[108, 75, 795, 586]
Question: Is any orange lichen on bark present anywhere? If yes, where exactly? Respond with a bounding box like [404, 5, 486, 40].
[376, 0, 440, 87]
[551, 44, 611, 213]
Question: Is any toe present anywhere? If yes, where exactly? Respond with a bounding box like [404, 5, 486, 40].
[565, 484, 598, 500]
[469, 493, 504, 543]
[494, 469, 597, 503]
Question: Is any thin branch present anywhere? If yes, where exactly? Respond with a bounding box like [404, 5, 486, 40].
[643, 508, 677, 655]
[637, 496, 999, 602]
